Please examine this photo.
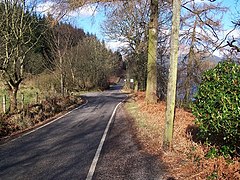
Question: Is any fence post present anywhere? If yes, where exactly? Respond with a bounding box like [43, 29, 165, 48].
[2, 95, 6, 114]
[21, 93, 24, 110]
[36, 92, 39, 104]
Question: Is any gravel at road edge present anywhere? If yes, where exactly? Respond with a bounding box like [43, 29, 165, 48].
[93, 104, 166, 180]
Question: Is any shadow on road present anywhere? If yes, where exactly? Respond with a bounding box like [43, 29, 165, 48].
[93, 105, 167, 180]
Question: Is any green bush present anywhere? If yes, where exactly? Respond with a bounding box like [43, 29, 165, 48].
[192, 60, 240, 156]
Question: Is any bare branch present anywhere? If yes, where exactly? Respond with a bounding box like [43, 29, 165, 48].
[227, 39, 240, 52]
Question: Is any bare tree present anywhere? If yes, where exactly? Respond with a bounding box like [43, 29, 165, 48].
[179, 0, 226, 104]
[65, 35, 117, 90]
[48, 0, 161, 102]
[102, 0, 171, 96]
[44, 21, 81, 96]
[226, 0, 240, 55]
[102, 0, 149, 91]
[0, 0, 44, 111]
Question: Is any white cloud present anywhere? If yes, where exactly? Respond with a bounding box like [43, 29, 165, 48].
[35, 2, 55, 15]
[194, 0, 206, 3]
[182, 0, 215, 6]
[225, 29, 240, 39]
[192, 0, 213, 4]
[36, 2, 98, 18]
[194, 0, 204, 3]
[74, 5, 98, 17]
[105, 40, 129, 51]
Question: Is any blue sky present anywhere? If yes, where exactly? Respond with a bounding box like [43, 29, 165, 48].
[221, 0, 239, 29]
[70, 8, 106, 41]
[36, 2, 110, 45]
[37, 0, 239, 51]
[73, 0, 239, 50]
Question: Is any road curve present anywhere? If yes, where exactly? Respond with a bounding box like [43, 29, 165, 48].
[0, 85, 126, 180]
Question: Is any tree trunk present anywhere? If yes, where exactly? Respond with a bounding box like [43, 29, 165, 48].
[134, 80, 139, 92]
[71, 67, 76, 84]
[60, 72, 65, 97]
[184, 47, 193, 104]
[9, 86, 19, 112]
[163, 0, 181, 151]
[184, 18, 197, 104]
[145, 0, 158, 103]
[59, 56, 65, 97]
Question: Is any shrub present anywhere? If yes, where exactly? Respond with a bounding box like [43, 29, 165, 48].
[191, 60, 240, 156]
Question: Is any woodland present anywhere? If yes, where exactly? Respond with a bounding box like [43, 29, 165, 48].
[0, 0, 122, 137]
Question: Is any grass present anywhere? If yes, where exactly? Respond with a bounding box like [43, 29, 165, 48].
[0, 85, 41, 113]
[0, 77, 97, 114]
[0, 91, 84, 139]
[19, 86, 41, 103]
[125, 102, 147, 128]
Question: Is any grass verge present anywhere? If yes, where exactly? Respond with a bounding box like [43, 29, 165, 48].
[125, 92, 239, 180]
[0, 95, 84, 141]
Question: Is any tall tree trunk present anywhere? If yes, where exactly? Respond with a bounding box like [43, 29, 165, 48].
[145, 0, 158, 103]
[71, 67, 76, 84]
[163, 0, 181, 150]
[60, 72, 65, 96]
[59, 55, 65, 97]
[184, 18, 197, 104]
[184, 47, 194, 103]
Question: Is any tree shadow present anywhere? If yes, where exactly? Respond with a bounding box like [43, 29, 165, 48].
[93, 106, 169, 180]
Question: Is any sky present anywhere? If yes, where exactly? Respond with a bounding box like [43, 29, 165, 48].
[220, 0, 239, 27]
[36, 0, 240, 52]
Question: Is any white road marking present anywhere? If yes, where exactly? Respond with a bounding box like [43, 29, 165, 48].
[86, 96, 127, 180]
[8, 100, 88, 143]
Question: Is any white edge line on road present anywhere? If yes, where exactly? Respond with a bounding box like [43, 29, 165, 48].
[86, 95, 128, 180]
[9, 100, 88, 143]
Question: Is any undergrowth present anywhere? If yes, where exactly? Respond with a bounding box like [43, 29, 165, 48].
[0, 95, 84, 139]
[125, 92, 240, 179]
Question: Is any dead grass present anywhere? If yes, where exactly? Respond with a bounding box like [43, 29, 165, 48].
[125, 92, 239, 180]
[0, 95, 84, 140]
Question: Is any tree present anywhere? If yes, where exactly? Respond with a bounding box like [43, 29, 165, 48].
[179, 0, 226, 104]
[101, 0, 171, 95]
[102, 0, 149, 91]
[24, 15, 53, 75]
[163, 0, 181, 150]
[145, 0, 158, 103]
[49, 0, 160, 102]
[44, 21, 84, 96]
[0, 0, 44, 111]
[65, 35, 117, 90]
[226, 0, 240, 55]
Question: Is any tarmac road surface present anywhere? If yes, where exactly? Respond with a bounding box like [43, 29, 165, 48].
[0, 83, 164, 180]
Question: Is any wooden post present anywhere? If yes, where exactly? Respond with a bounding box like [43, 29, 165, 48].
[134, 81, 139, 92]
[21, 93, 24, 110]
[26, 104, 29, 117]
[2, 95, 6, 114]
[36, 92, 39, 104]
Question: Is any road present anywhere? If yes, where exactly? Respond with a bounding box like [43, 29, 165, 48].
[0, 83, 126, 179]
[93, 105, 165, 180]
[0, 83, 164, 180]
